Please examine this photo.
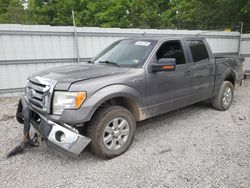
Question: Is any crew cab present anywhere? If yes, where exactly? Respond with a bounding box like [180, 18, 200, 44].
[16, 37, 244, 158]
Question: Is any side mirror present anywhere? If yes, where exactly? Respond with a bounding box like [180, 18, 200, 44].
[151, 58, 176, 72]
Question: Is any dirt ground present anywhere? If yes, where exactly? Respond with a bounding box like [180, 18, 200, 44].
[0, 78, 249, 188]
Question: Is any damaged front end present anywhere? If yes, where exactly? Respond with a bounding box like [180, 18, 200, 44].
[9, 97, 91, 157]
[8, 77, 91, 157]
[29, 104, 91, 155]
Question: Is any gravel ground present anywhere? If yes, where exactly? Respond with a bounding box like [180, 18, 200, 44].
[0, 79, 250, 188]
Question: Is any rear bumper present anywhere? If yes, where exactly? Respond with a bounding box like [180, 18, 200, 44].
[20, 97, 91, 155]
[244, 70, 250, 76]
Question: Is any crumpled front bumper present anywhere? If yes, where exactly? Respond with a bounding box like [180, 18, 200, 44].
[20, 97, 91, 155]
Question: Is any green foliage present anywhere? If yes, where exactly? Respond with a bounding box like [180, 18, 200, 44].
[164, 0, 250, 31]
[27, 0, 56, 24]
[0, 0, 27, 23]
[0, 0, 249, 32]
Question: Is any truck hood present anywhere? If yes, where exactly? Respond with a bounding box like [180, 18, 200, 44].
[29, 63, 128, 90]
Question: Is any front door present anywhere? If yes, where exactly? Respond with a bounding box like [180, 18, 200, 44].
[146, 40, 192, 117]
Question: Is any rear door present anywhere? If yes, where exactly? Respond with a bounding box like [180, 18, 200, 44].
[186, 39, 215, 101]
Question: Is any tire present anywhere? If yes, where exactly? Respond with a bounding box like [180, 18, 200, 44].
[211, 81, 234, 111]
[86, 105, 136, 159]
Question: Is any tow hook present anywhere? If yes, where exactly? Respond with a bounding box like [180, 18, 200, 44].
[7, 99, 39, 158]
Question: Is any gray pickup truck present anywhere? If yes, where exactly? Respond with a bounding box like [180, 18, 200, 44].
[14, 37, 244, 159]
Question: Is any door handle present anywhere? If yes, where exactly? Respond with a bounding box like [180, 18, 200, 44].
[185, 71, 191, 75]
[210, 66, 214, 71]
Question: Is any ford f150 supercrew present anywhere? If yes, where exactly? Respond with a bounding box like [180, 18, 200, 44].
[9, 37, 244, 159]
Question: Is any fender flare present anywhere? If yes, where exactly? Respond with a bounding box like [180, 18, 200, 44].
[222, 68, 236, 85]
[82, 84, 145, 121]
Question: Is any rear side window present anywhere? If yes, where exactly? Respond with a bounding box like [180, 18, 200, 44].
[188, 40, 209, 62]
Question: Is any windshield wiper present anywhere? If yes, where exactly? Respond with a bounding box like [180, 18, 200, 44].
[98, 60, 121, 67]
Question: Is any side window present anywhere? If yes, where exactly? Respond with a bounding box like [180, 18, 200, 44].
[188, 40, 209, 62]
[156, 41, 186, 65]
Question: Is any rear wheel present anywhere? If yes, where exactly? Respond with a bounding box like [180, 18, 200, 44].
[87, 105, 136, 159]
[211, 81, 234, 111]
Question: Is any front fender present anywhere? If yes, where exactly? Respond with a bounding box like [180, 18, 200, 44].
[59, 84, 145, 124]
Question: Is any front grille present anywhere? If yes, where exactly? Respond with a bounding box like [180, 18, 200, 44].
[25, 77, 57, 113]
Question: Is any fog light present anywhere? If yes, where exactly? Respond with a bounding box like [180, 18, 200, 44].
[55, 131, 65, 142]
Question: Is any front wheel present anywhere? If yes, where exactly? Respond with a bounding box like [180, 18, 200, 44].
[87, 105, 136, 159]
[211, 81, 234, 111]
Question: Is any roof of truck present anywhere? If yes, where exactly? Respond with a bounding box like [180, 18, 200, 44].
[127, 36, 206, 41]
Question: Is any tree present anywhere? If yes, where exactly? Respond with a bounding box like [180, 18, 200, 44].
[27, 0, 57, 24]
[0, 0, 249, 32]
[0, 0, 27, 24]
[162, 0, 250, 32]
[78, 0, 170, 28]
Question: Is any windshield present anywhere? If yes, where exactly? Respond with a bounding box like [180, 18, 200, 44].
[92, 39, 157, 67]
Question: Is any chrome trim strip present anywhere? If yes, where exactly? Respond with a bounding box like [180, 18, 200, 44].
[28, 81, 44, 92]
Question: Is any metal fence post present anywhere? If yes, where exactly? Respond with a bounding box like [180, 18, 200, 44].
[72, 10, 80, 63]
[238, 22, 243, 55]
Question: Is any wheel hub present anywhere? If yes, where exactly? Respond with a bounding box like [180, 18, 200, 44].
[103, 117, 130, 150]
[223, 87, 232, 106]
[113, 129, 120, 137]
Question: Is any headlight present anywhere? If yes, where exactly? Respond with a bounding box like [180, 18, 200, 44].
[53, 91, 87, 115]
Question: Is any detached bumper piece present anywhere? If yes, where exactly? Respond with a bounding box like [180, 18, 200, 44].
[31, 116, 91, 155]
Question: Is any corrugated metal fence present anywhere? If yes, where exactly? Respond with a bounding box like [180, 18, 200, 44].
[0, 24, 248, 96]
[240, 34, 250, 73]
